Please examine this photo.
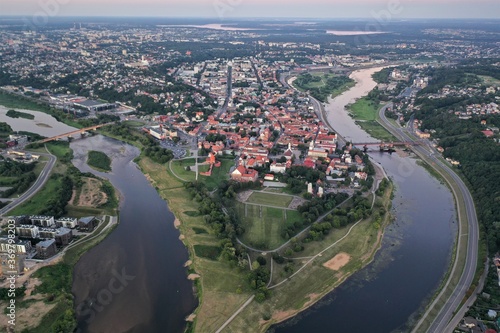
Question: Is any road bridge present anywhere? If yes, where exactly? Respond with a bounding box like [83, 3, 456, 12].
[37, 122, 115, 143]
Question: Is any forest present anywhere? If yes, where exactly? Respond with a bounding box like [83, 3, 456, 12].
[412, 65, 500, 252]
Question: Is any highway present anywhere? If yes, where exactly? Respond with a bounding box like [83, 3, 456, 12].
[0, 152, 57, 216]
[378, 104, 479, 333]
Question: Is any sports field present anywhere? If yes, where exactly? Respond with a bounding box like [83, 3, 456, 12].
[246, 191, 293, 208]
[237, 202, 302, 250]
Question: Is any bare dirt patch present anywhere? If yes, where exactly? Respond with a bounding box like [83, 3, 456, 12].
[174, 218, 181, 228]
[188, 274, 200, 280]
[323, 252, 351, 271]
[289, 196, 308, 209]
[185, 314, 196, 322]
[77, 177, 107, 207]
[12, 295, 56, 331]
[303, 293, 320, 308]
[272, 309, 296, 322]
[68, 189, 77, 205]
[237, 190, 253, 203]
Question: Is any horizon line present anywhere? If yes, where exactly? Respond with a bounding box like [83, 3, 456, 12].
[1, 15, 500, 21]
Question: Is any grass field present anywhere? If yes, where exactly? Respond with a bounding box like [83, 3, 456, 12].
[7, 176, 61, 215]
[202, 159, 234, 190]
[294, 73, 337, 89]
[170, 158, 197, 182]
[293, 72, 355, 99]
[0, 91, 52, 112]
[237, 203, 302, 250]
[170, 157, 234, 190]
[349, 97, 397, 142]
[122, 120, 145, 127]
[246, 192, 293, 208]
[349, 97, 379, 121]
[224, 184, 394, 333]
[356, 121, 397, 142]
[45, 142, 73, 162]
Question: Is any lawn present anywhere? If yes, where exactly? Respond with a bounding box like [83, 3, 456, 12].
[246, 191, 293, 208]
[357, 121, 397, 142]
[348, 97, 397, 142]
[122, 120, 145, 127]
[45, 141, 73, 162]
[200, 158, 234, 191]
[170, 158, 197, 182]
[297, 72, 329, 89]
[237, 203, 299, 250]
[349, 97, 379, 121]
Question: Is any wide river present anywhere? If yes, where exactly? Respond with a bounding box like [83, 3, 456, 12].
[273, 68, 457, 332]
[70, 135, 196, 333]
[61, 66, 456, 333]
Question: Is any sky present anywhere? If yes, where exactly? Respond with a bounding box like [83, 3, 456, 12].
[2, 0, 500, 19]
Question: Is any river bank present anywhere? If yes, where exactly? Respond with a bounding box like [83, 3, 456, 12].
[137, 157, 253, 333]
[271, 67, 456, 333]
[70, 136, 197, 333]
[224, 183, 394, 333]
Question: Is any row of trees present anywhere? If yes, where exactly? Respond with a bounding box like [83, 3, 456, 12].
[281, 192, 349, 240]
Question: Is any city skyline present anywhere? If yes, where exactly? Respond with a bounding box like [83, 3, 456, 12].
[2, 0, 500, 19]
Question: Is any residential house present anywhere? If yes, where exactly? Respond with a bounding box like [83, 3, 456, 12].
[55, 217, 78, 229]
[0, 238, 32, 254]
[36, 239, 57, 259]
[29, 215, 55, 227]
[16, 225, 40, 238]
[79, 216, 98, 232]
[55, 228, 73, 246]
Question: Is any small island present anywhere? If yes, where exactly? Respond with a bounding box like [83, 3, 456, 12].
[6, 109, 35, 120]
[87, 150, 112, 172]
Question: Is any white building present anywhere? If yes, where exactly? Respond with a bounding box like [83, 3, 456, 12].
[55, 217, 78, 229]
[270, 162, 287, 174]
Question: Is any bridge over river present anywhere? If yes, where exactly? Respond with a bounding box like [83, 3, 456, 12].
[37, 122, 115, 143]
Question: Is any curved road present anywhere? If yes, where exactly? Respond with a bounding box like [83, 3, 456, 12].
[378, 104, 479, 333]
[0, 151, 57, 216]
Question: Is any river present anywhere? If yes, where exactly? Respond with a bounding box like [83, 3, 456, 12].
[272, 68, 457, 332]
[70, 135, 196, 333]
[0, 105, 77, 137]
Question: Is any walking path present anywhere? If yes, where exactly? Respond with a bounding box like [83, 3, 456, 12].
[214, 296, 255, 333]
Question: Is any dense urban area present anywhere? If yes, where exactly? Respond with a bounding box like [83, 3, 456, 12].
[0, 17, 499, 333]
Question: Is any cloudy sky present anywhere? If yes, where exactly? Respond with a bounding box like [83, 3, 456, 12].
[2, 0, 500, 19]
